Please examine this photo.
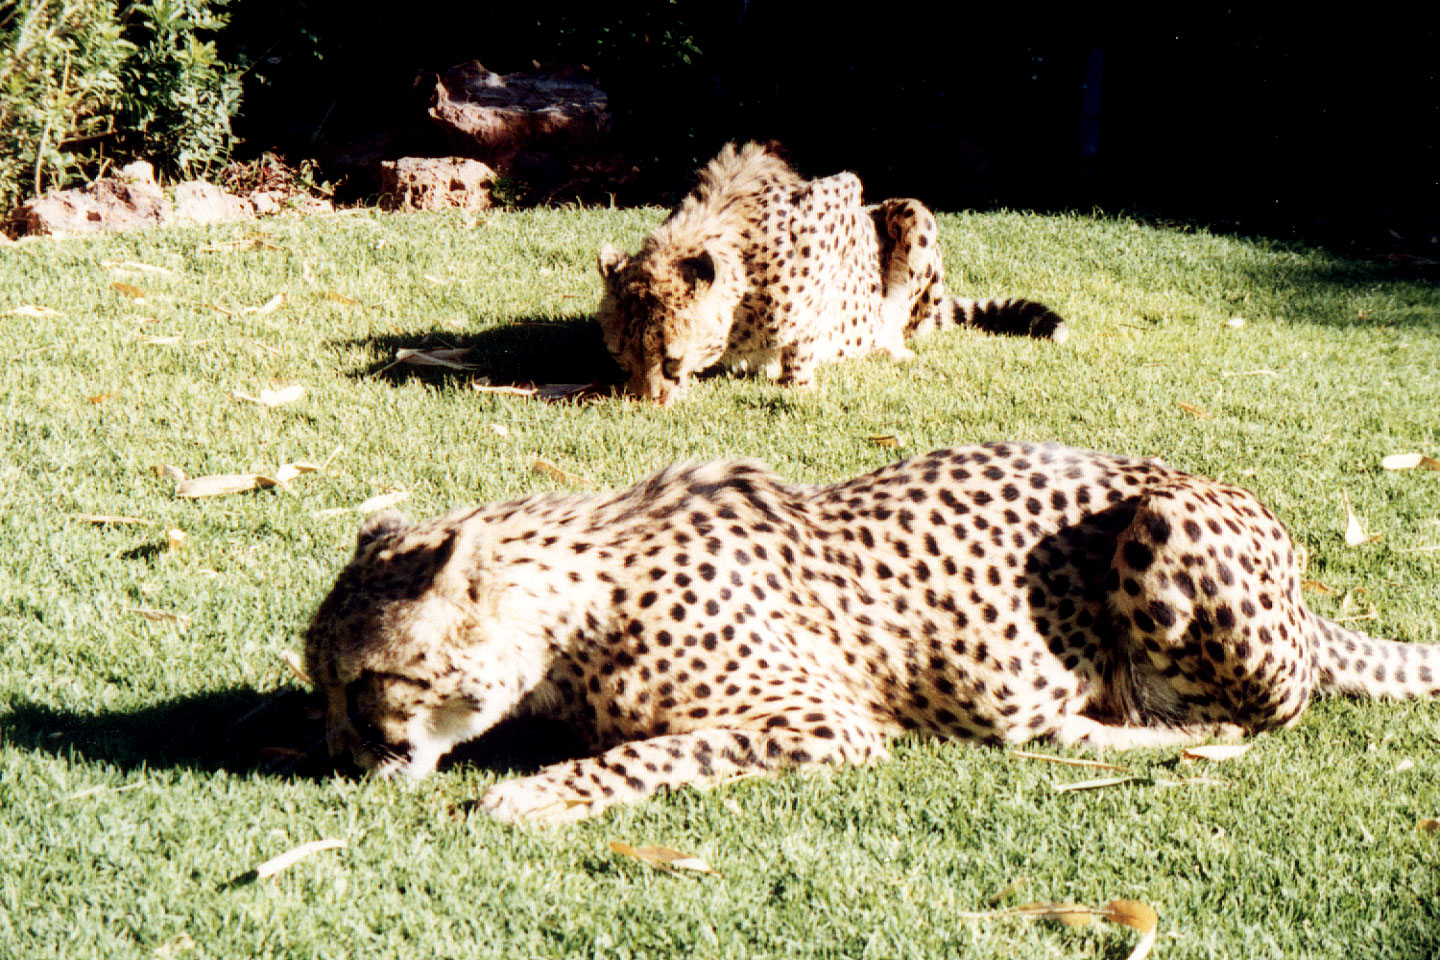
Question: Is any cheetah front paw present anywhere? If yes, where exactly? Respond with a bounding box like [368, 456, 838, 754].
[480, 777, 600, 826]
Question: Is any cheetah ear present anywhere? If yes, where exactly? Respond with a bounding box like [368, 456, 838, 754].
[597, 243, 628, 281]
[435, 518, 493, 601]
[355, 510, 410, 553]
[677, 250, 715, 289]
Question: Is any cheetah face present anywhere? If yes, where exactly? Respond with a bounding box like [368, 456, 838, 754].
[304, 511, 516, 780]
[596, 243, 731, 404]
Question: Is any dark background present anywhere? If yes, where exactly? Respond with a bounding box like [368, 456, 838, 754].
[227, 2, 1438, 249]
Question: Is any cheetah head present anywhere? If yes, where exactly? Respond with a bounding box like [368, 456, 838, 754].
[596, 242, 734, 405]
[304, 510, 531, 781]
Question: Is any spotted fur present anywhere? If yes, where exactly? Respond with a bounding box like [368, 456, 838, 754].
[305, 443, 1439, 824]
[596, 142, 1068, 404]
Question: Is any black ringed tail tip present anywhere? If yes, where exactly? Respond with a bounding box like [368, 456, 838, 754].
[948, 297, 1069, 344]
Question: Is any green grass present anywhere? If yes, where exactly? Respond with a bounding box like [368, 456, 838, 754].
[2, 206, 1438, 959]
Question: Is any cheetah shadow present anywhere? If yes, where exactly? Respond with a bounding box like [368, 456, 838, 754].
[0, 688, 585, 780]
[336, 314, 623, 389]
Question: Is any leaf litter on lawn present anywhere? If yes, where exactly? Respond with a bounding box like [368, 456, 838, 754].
[1341, 492, 1380, 546]
[533, 457, 595, 487]
[960, 898, 1159, 960]
[609, 841, 717, 876]
[232, 384, 306, 407]
[174, 447, 339, 498]
[314, 489, 409, 518]
[253, 838, 347, 879]
[378, 347, 477, 374]
[1381, 452, 1440, 472]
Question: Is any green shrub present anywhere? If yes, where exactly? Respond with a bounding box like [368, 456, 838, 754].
[0, 0, 243, 215]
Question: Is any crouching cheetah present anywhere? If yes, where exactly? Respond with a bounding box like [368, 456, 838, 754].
[596, 142, 1068, 404]
[305, 443, 1439, 824]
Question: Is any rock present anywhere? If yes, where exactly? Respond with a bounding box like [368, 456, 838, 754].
[378, 157, 495, 212]
[290, 195, 334, 215]
[250, 190, 282, 216]
[13, 177, 172, 236]
[172, 181, 254, 225]
[119, 160, 157, 184]
[426, 62, 610, 166]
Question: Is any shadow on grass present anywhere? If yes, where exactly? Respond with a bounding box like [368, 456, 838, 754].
[339, 314, 624, 388]
[0, 688, 586, 780]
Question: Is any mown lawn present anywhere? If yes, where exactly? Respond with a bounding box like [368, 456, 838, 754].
[1, 205, 1437, 959]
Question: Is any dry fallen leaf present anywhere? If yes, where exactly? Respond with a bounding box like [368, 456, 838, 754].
[110, 281, 147, 301]
[1103, 900, 1160, 960]
[869, 435, 901, 448]
[88, 392, 113, 405]
[1181, 744, 1251, 762]
[273, 462, 322, 485]
[7, 304, 64, 318]
[534, 383, 597, 400]
[128, 607, 191, 629]
[384, 347, 477, 372]
[152, 463, 187, 481]
[469, 381, 601, 401]
[533, 457, 595, 487]
[254, 838, 347, 879]
[1053, 776, 1138, 793]
[243, 293, 286, 316]
[609, 841, 716, 875]
[103, 259, 176, 278]
[962, 899, 1159, 960]
[471, 383, 538, 397]
[1177, 401, 1211, 419]
[152, 931, 195, 958]
[74, 513, 151, 526]
[355, 490, 409, 514]
[198, 235, 278, 253]
[280, 650, 312, 685]
[1301, 579, 1337, 595]
[986, 877, 1031, 905]
[45, 781, 146, 808]
[165, 528, 187, 551]
[232, 385, 306, 408]
[1418, 819, 1440, 834]
[1010, 750, 1130, 773]
[176, 474, 268, 498]
[1381, 452, 1440, 472]
[324, 290, 360, 306]
[1341, 491, 1380, 546]
[176, 458, 325, 498]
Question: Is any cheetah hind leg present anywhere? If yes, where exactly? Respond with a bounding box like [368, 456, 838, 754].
[1048, 712, 1244, 752]
[479, 726, 883, 825]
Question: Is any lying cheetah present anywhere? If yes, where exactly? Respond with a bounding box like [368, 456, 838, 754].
[596, 142, 1068, 404]
[305, 443, 1438, 824]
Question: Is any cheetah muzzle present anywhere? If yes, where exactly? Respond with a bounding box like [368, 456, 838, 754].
[305, 443, 1440, 824]
[596, 142, 1068, 404]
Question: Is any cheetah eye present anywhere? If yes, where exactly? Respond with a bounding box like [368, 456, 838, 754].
[661, 357, 684, 381]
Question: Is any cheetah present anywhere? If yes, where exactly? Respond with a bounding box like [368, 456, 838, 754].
[305, 443, 1439, 824]
[596, 142, 1068, 404]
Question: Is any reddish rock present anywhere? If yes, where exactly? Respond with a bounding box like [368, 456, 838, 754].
[426, 62, 610, 166]
[378, 157, 495, 212]
[14, 176, 171, 236]
[173, 181, 255, 225]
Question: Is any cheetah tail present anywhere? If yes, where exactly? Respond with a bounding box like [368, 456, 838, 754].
[1310, 611, 1440, 699]
[943, 297, 1069, 344]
